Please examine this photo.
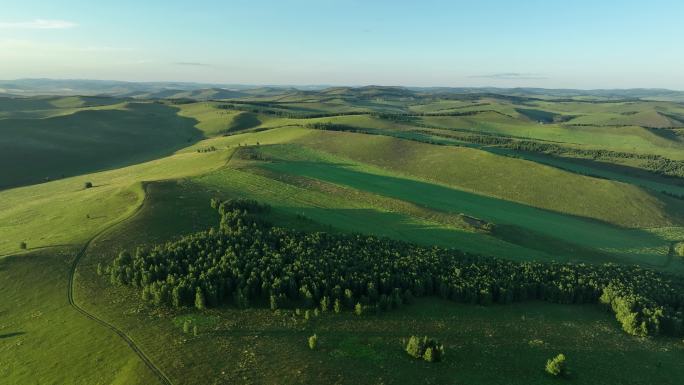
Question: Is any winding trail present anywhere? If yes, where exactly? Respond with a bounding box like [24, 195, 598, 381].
[63, 147, 239, 384]
[66, 183, 173, 385]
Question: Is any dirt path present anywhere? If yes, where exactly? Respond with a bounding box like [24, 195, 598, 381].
[66, 183, 173, 385]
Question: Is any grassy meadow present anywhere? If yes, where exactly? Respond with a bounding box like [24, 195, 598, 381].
[2, 88, 684, 384]
[0, 101, 202, 189]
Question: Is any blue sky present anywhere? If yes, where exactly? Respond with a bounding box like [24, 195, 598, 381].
[1, 0, 683, 88]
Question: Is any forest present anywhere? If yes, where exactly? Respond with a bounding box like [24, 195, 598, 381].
[106, 199, 684, 338]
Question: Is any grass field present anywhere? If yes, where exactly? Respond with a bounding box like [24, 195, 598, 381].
[0, 249, 157, 385]
[176, 102, 262, 136]
[0, 102, 202, 189]
[292, 130, 684, 228]
[3, 90, 684, 384]
[253, 144, 672, 265]
[72, 177, 684, 385]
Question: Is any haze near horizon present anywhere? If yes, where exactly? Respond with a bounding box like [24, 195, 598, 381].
[1, 0, 683, 89]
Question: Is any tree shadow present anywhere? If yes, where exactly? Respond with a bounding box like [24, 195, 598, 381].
[0, 332, 25, 339]
[261, 160, 669, 265]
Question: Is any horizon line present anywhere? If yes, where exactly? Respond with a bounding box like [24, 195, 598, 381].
[1, 77, 684, 92]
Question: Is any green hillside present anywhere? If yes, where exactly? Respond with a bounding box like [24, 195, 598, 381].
[294, 130, 684, 228]
[0, 102, 201, 189]
[3, 89, 684, 385]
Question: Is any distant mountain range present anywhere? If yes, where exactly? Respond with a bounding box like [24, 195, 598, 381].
[1, 78, 684, 102]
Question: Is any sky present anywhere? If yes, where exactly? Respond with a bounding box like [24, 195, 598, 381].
[1, 0, 683, 89]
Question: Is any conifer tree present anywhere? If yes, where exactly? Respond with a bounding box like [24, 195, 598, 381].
[320, 296, 330, 312]
[195, 289, 206, 310]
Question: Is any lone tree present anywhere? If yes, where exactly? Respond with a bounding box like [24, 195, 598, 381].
[354, 302, 363, 316]
[308, 334, 318, 350]
[545, 354, 568, 377]
[84, 181, 93, 189]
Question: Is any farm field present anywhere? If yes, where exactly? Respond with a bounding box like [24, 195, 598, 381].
[2, 85, 684, 385]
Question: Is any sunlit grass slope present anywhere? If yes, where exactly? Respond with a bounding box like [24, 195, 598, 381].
[175, 102, 261, 136]
[0, 126, 318, 256]
[293, 130, 684, 228]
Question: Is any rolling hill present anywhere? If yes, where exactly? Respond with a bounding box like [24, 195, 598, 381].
[3, 87, 684, 385]
[0, 101, 201, 189]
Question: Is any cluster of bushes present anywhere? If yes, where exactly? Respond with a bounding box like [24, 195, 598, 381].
[217, 101, 512, 121]
[182, 319, 199, 336]
[105, 199, 684, 337]
[305, 331, 569, 373]
[645, 158, 684, 178]
[196, 146, 217, 153]
[501, 141, 684, 178]
[306, 119, 684, 180]
[414, 128, 684, 180]
[405, 336, 445, 362]
[414, 129, 516, 146]
[217, 103, 369, 119]
[305, 122, 362, 132]
[307, 123, 509, 150]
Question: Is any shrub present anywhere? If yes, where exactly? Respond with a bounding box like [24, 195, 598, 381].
[193, 325, 199, 336]
[84, 181, 93, 189]
[675, 242, 684, 258]
[308, 334, 318, 350]
[19, 241, 27, 250]
[334, 299, 342, 313]
[405, 336, 422, 358]
[545, 354, 567, 377]
[183, 320, 191, 334]
[405, 336, 445, 362]
[354, 302, 363, 316]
